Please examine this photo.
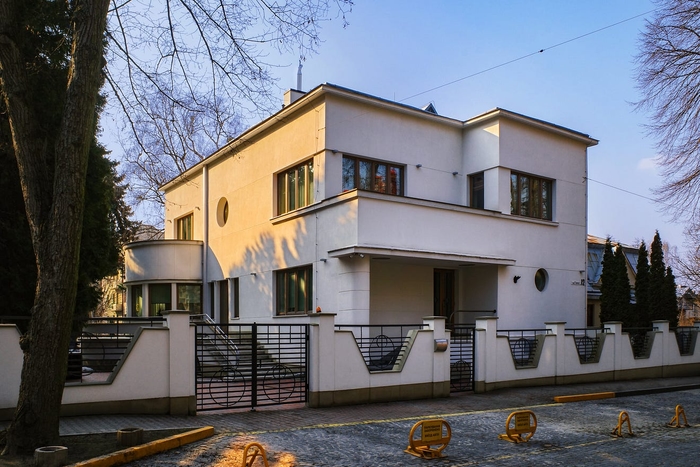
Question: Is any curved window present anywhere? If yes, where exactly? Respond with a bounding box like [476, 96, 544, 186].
[217, 198, 229, 227]
[534, 269, 548, 292]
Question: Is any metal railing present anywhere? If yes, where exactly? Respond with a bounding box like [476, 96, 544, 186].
[335, 324, 427, 371]
[497, 329, 551, 368]
[673, 327, 697, 356]
[623, 327, 654, 359]
[67, 317, 165, 382]
[565, 328, 609, 363]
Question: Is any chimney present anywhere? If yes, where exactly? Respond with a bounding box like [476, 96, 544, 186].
[283, 61, 305, 107]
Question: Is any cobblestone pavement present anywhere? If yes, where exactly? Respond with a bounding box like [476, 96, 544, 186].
[4, 377, 700, 465]
[111, 378, 700, 466]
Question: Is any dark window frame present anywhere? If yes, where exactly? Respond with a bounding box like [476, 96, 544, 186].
[510, 171, 552, 221]
[176, 213, 193, 240]
[342, 155, 404, 196]
[276, 265, 313, 316]
[277, 159, 314, 215]
[470, 172, 484, 209]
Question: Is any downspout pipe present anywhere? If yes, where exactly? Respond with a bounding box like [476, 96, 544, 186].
[202, 164, 209, 318]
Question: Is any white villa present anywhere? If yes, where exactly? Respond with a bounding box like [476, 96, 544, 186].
[124, 83, 598, 329]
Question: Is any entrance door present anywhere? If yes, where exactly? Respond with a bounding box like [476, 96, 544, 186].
[434, 269, 455, 319]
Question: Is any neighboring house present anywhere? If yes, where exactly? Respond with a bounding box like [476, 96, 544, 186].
[124, 83, 598, 328]
[586, 235, 639, 327]
[678, 287, 700, 326]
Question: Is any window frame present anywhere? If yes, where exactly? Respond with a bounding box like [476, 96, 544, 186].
[176, 213, 193, 239]
[276, 265, 313, 316]
[176, 283, 202, 314]
[342, 155, 404, 196]
[510, 171, 552, 221]
[469, 172, 485, 209]
[277, 159, 315, 215]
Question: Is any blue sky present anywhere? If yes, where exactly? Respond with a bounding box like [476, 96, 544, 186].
[268, 1, 682, 251]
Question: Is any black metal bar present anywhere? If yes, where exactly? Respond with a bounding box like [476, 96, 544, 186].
[251, 323, 258, 409]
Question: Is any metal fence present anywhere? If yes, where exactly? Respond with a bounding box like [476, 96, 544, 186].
[334, 324, 426, 371]
[623, 327, 654, 359]
[194, 318, 308, 411]
[448, 325, 475, 392]
[497, 329, 551, 368]
[565, 328, 609, 364]
[673, 327, 697, 356]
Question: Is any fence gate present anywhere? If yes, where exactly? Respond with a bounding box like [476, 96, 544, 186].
[449, 325, 475, 392]
[194, 319, 308, 411]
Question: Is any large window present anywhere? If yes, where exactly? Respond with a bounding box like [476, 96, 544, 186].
[277, 159, 314, 215]
[149, 284, 171, 316]
[276, 266, 312, 316]
[510, 172, 552, 220]
[177, 284, 202, 314]
[470, 172, 484, 209]
[131, 285, 143, 317]
[342, 155, 404, 195]
[176, 213, 193, 239]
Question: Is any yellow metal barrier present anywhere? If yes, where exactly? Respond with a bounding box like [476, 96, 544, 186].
[498, 410, 537, 443]
[405, 419, 452, 459]
[668, 405, 690, 428]
[611, 411, 633, 437]
[241, 442, 269, 467]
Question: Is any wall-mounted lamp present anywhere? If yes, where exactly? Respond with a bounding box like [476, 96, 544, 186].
[416, 164, 423, 168]
[359, 254, 365, 258]
[331, 149, 338, 154]
[250, 272, 257, 277]
[452, 171, 458, 176]
[320, 258, 327, 262]
[513, 275, 521, 283]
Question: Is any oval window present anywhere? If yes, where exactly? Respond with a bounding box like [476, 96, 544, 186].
[534, 268, 548, 292]
[216, 198, 229, 227]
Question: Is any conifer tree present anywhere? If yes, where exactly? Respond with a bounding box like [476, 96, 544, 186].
[599, 238, 617, 323]
[634, 241, 651, 327]
[649, 231, 667, 321]
[613, 242, 632, 323]
[663, 266, 679, 326]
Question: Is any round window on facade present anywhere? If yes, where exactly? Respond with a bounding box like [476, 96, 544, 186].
[534, 268, 548, 292]
[216, 198, 229, 227]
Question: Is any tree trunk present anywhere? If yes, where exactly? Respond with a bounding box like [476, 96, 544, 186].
[0, 0, 110, 454]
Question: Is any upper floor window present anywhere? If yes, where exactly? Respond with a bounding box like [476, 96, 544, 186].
[277, 159, 314, 215]
[176, 213, 193, 239]
[470, 172, 484, 209]
[510, 172, 552, 220]
[276, 265, 312, 316]
[342, 155, 404, 196]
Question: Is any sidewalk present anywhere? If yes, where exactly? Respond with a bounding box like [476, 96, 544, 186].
[53, 375, 700, 436]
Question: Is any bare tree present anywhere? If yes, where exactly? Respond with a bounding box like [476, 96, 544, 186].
[0, 0, 352, 455]
[106, 0, 352, 224]
[635, 1, 700, 225]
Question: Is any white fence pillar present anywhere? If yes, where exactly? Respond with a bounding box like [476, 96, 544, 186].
[163, 310, 195, 415]
[545, 321, 566, 377]
[308, 312, 337, 407]
[423, 316, 450, 394]
[474, 317, 498, 392]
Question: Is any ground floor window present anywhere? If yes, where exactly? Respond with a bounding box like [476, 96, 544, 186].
[177, 284, 202, 314]
[131, 285, 143, 317]
[276, 265, 312, 316]
[149, 284, 171, 316]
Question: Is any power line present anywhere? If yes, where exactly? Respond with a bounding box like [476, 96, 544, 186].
[586, 176, 663, 205]
[400, 9, 658, 103]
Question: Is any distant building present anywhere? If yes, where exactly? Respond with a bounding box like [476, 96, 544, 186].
[586, 235, 639, 327]
[124, 83, 597, 328]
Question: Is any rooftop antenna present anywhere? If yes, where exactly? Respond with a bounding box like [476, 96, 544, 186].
[296, 59, 303, 91]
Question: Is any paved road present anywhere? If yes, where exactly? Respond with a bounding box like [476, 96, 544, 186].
[106, 378, 700, 466]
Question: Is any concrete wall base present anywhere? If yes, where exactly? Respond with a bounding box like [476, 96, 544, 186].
[309, 381, 450, 408]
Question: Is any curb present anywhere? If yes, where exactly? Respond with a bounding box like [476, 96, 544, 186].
[71, 426, 215, 467]
[554, 383, 700, 404]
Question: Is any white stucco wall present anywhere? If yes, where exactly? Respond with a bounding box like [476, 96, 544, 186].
[153, 85, 593, 327]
